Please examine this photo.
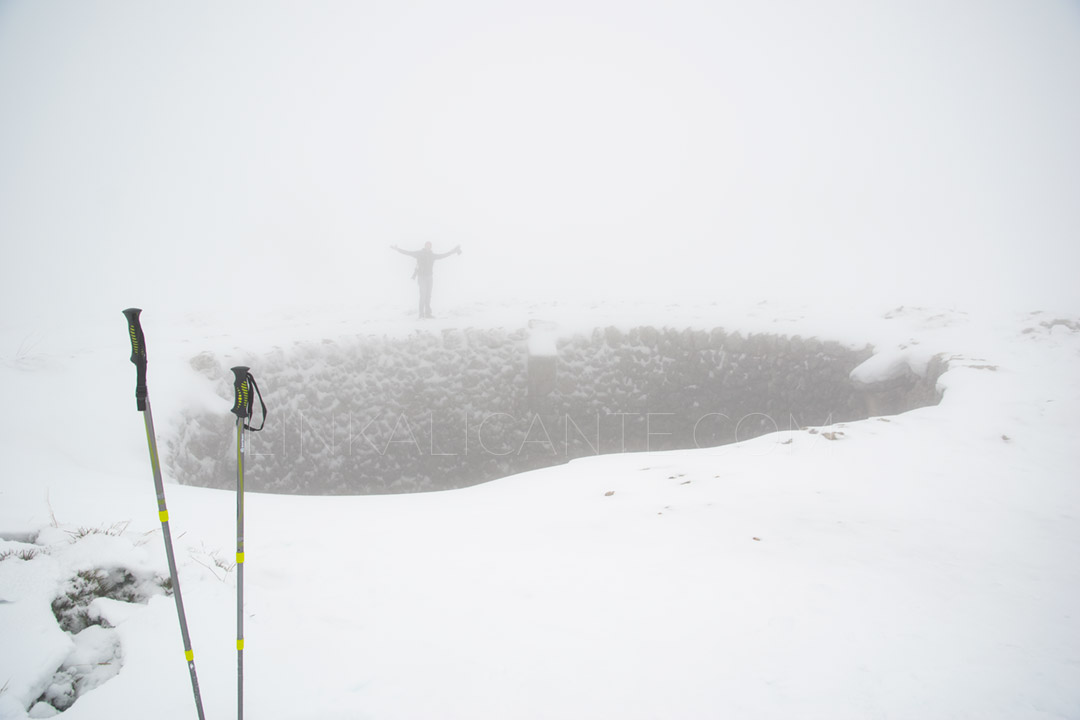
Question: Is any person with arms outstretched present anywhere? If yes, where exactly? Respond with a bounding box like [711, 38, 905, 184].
[391, 241, 462, 319]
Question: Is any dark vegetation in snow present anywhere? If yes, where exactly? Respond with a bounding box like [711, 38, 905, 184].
[15, 530, 171, 716]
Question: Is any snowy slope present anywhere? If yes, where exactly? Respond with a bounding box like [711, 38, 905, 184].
[2, 1, 1079, 717]
[1, 303, 1078, 719]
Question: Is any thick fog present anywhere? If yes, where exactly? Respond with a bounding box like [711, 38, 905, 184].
[2, 0, 1079, 330]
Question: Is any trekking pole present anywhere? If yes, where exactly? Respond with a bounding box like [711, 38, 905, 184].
[122, 308, 206, 720]
[230, 366, 266, 720]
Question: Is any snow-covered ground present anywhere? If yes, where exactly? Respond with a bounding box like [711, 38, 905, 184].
[1, 301, 1078, 719]
[2, 1, 1079, 717]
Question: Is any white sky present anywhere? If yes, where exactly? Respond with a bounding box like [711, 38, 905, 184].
[2, 0, 1079, 328]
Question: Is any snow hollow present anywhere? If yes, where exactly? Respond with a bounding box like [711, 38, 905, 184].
[169, 321, 944, 495]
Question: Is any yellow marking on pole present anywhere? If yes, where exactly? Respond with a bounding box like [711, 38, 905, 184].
[236, 552, 245, 564]
[159, 510, 169, 523]
[237, 639, 245, 651]
[185, 650, 195, 662]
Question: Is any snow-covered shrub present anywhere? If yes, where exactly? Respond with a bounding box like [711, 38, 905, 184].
[4, 530, 171, 717]
[35, 625, 122, 713]
[0, 548, 39, 562]
[51, 567, 157, 633]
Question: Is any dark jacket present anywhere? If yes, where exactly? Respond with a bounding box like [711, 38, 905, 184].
[395, 246, 458, 279]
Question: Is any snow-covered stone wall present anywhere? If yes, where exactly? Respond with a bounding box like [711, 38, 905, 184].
[168, 326, 942, 495]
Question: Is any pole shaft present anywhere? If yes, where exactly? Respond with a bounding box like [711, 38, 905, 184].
[237, 420, 246, 720]
[144, 400, 207, 720]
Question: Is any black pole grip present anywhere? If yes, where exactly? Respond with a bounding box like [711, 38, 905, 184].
[123, 308, 148, 411]
[231, 366, 251, 420]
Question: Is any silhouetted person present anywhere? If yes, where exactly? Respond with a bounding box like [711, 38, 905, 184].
[391, 242, 462, 319]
